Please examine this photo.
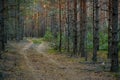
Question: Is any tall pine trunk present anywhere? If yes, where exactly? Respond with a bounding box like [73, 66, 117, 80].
[108, 0, 112, 59]
[72, 0, 77, 56]
[110, 0, 119, 72]
[67, 0, 70, 52]
[58, 0, 62, 52]
[80, 0, 87, 57]
[16, 0, 21, 41]
[0, 0, 5, 52]
[92, 0, 99, 62]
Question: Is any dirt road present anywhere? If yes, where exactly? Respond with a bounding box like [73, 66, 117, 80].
[4, 40, 116, 80]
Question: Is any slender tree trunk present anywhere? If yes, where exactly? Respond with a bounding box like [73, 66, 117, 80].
[0, 0, 5, 52]
[21, 16, 24, 39]
[59, 0, 62, 52]
[110, 0, 119, 72]
[92, 0, 99, 62]
[72, 0, 77, 56]
[16, 0, 21, 41]
[15, 0, 17, 40]
[79, 0, 83, 56]
[80, 0, 87, 57]
[0, 4, 4, 71]
[51, 13, 57, 38]
[83, 0, 87, 60]
[108, 0, 112, 59]
[67, 0, 70, 52]
[3, 0, 7, 44]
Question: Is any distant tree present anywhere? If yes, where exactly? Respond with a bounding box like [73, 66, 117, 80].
[50, 0, 58, 38]
[16, 0, 21, 41]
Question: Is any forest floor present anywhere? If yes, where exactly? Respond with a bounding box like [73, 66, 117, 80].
[0, 39, 119, 80]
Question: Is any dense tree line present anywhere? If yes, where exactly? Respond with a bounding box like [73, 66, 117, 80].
[0, 0, 119, 72]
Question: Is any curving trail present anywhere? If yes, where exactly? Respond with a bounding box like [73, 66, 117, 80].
[9, 40, 116, 80]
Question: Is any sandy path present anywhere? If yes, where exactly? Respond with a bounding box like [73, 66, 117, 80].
[17, 41, 65, 80]
[9, 40, 116, 80]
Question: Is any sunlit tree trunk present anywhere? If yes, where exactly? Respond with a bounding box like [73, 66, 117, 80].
[110, 0, 119, 72]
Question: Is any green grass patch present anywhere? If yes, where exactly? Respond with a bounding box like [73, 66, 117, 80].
[98, 51, 108, 60]
[48, 49, 58, 54]
[31, 38, 43, 44]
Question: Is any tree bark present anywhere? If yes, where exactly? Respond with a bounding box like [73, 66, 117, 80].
[67, 0, 70, 52]
[71, 0, 77, 56]
[108, 0, 112, 59]
[0, 0, 5, 52]
[80, 0, 87, 57]
[110, 0, 119, 72]
[92, 0, 99, 62]
[58, 0, 62, 52]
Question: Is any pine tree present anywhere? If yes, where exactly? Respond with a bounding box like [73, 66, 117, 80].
[80, 0, 87, 57]
[67, 0, 70, 52]
[0, 0, 5, 53]
[92, 0, 99, 62]
[108, 0, 112, 59]
[58, 0, 62, 52]
[110, 0, 119, 72]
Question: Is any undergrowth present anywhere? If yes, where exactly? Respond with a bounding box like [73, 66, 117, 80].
[31, 38, 43, 44]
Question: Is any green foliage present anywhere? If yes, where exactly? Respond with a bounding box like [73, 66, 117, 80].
[87, 30, 108, 51]
[49, 33, 60, 50]
[99, 31, 108, 50]
[32, 38, 42, 44]
[87, 31, 93, 49]
[50, 42, 58, 50]
[43, 28, 54, 41]
[86, 20, 93, 49]
[48, 49, 58, 54]
[87, 22, 108, 51]
[54, 33, 67, 51]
